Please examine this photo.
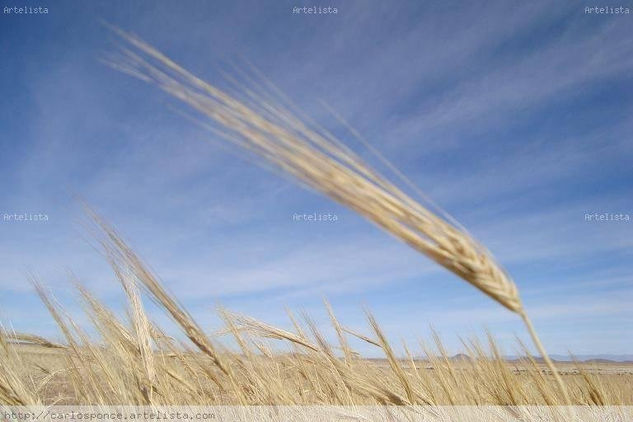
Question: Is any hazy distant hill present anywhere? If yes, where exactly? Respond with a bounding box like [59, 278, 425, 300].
[547, 354, 633, 363]
[409, 354, 633, 363]
[415, 354, 633, 363]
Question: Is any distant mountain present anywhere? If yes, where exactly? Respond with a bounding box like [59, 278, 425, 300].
[449, 353, 473, 361]
[410, 354, 633, 363]
[547, 354, 633, 363]
[583, 359, 620, 364]
[439, 354, 633, 363]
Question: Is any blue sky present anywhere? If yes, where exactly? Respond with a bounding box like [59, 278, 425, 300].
[0, 0, 632, 357]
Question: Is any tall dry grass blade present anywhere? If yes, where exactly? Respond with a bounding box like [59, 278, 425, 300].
[323, 300, 354, 365]
[341, 326, 381, 348]
[110, 256, 157, 402]
[106, 29, 521, 312]
[87, 210, 231, 376]
[366, 311, 416, 404]
[228, 311, 319, 352]
[6, 332, 65, 350]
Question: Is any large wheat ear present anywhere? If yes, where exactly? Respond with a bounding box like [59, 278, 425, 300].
[105, 27, 570, 404]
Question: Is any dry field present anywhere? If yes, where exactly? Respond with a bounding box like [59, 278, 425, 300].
[5, 321, 633, 406]
[1, 30, 630, 413]
[4, 314, 633, 406]
[1, 232, 631, 406]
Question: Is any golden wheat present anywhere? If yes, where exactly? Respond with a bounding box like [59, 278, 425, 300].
[103, 27, 573, 402]
[0, 223, 631, 409]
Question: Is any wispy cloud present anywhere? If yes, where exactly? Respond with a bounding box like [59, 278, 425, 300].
[0, 0, 631, 355]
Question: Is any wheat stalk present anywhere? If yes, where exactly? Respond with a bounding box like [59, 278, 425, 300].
[5, 332, 65, 350]
[105, 27, 570, 404]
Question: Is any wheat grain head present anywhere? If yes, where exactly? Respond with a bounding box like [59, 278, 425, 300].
[105, 27, 571, 404]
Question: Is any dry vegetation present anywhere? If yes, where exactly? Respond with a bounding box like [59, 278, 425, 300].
[0, 227, 631, 406]
[1, 29, 630, 413]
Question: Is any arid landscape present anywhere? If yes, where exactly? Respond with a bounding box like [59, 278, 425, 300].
[1, 2, 632, 421]
[1, 222, 631, 406]
[8, 346, 633, 405]
[5, 302, 633, 406]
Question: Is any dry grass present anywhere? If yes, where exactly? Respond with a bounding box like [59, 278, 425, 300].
[103, 28, 573, 402]
[1, 222, 631, 407]
[1, 28, 630, 411]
